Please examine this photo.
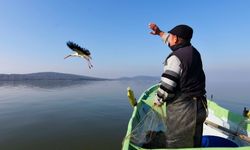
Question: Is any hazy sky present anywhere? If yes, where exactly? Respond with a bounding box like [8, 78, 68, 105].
[0, 0, 250, 79]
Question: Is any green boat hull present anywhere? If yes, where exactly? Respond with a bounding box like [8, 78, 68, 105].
[122, 84, 250, 150]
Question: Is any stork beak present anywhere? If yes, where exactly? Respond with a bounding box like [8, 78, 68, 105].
[64, 55, 71, 59]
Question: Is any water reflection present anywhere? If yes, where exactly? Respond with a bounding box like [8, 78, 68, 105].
[0, 80, 104, 89]
[0, 79, 158, 150]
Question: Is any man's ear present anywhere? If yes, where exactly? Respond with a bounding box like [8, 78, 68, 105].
[174, 35, 178, 44]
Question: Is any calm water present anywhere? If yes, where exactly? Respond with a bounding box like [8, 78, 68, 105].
[0, 79, 249, 150]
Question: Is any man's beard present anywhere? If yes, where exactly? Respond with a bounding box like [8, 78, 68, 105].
[168, 43, 175, 51]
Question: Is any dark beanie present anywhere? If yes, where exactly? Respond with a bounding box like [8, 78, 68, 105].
[168, 24, 193, 40]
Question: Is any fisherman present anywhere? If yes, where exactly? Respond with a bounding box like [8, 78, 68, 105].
[149, 23, 207, 148]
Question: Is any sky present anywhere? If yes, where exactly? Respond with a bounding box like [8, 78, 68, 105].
[0, 0, 250, 79]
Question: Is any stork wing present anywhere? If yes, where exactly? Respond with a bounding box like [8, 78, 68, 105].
[66, 41, 91, 56]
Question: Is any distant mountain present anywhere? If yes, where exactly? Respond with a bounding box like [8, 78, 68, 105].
[0, 72, 160, 82]
[0, 72, 107, 81]
[0, 72, 161, 89]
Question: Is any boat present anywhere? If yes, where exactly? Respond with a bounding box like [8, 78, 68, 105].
[122, 84, 250, 150]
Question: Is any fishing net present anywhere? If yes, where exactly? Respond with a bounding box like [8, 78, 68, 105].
[125, 105, 167, 148]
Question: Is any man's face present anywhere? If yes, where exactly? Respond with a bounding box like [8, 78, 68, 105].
[168, 33, 178, 46]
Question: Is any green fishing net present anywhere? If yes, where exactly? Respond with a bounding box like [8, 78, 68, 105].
[125, 105, 167, 148]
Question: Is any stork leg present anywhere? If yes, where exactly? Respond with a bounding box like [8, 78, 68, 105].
[85, 58, 93, 69]
[87, 61, 93, 69]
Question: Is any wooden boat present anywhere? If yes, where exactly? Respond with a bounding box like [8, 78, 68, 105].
[122, 84, 250, 150]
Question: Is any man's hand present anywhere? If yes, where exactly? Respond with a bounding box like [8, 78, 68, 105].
[154, 97, 164, 107]
[149, 22, 162, 35]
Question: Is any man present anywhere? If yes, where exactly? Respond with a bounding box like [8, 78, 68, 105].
[149, 23, 207, 148]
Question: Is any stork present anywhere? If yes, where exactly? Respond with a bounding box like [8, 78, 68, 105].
[64, 41, 93, 69]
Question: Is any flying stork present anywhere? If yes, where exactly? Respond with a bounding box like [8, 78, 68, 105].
[64, 41, 93, 69]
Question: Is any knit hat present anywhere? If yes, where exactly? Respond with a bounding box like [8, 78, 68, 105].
[168, 24, 193, 40]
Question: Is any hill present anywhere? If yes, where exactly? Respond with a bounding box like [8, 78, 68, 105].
[0, 72, 107, 81]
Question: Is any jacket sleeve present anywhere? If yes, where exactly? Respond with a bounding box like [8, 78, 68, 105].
[155, 55, 182, 104]
[161, 33, 169, 44]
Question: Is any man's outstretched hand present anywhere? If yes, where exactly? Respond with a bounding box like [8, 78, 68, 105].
[149, 23, 162, 35]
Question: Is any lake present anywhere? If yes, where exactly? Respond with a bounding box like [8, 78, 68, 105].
[0, 79, 249, 150]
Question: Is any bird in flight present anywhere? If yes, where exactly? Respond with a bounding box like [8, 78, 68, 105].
[65, 41, 93, 69]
